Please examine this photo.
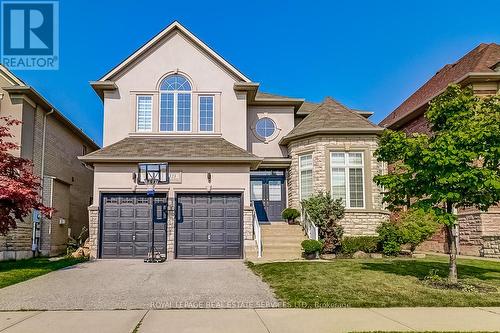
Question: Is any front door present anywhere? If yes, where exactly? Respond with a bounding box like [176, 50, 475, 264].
[250, 170, 286, 222]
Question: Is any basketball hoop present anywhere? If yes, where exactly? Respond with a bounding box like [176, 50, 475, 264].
[138, 163, 168, 263]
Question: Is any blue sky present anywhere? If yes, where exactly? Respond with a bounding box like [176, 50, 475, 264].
[8, 0, 500, 146]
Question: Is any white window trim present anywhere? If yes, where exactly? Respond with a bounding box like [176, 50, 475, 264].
[136, 95, 153, 132]
[299, 154, 313, 201]
[158, 92, 193, 133]
[198, 95, 215, 133]
[330, 151, 365, 209]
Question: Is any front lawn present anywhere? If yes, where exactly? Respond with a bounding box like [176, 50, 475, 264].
[248, 256, 500, 307]
[0, 257, 86, 289]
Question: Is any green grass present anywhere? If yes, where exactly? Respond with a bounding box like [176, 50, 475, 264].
[248, 256, 500, 307]
[0, 257, 87, 289]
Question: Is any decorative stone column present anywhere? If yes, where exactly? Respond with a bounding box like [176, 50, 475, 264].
[88, 206, 99, 259]
[243, 206, 254, 240]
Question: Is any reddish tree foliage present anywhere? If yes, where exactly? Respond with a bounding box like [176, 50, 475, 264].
[0, 116, 52, 235]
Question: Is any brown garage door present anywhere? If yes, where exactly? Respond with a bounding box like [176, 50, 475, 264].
[100, 194, 167, 259]
[176, 193, 242, 259]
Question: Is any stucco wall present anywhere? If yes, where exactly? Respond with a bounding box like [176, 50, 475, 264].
[247, 106, 294, 157]
[287, 135, 388, 235]
[102, 31, 248, 150]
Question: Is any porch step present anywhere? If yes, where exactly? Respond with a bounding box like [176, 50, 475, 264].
[258, 223, 307, 261]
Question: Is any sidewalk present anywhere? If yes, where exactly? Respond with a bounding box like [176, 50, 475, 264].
[1, 307, 500, 333]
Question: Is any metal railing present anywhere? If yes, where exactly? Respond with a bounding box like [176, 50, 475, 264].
[252, 205, 262, 258]
[301, 207, 319, 241]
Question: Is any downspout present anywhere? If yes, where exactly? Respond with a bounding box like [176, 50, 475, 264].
[32, 108, 54, 256]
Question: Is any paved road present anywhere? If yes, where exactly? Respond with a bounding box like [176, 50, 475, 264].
[0, 260, 277, 310]
[1, 308, 500, 332]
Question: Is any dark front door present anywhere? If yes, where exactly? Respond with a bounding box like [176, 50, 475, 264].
[250, 170, 286, 222]
[176, 193, 242, 259]
[100, 194, 167, 259]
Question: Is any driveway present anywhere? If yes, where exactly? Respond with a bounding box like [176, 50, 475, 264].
[0, 260, 278, 310]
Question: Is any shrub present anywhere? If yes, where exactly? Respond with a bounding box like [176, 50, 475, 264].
[301, 192, 345, 253]
[282, 208, 300, 223]
[398, 208, 440, 252]
[341, 236, 379, 254]
[377, 221, 403, 256]
[301, 239, 323, 254]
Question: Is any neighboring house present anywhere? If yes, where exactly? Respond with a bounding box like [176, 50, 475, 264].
[81, 21, 387, 260]
[0, 65, 99, 260]
[380, 43, 500, 258]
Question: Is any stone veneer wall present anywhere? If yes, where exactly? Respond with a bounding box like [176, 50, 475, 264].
[88, 206, 99, 259]
[287, 135, 389, 235]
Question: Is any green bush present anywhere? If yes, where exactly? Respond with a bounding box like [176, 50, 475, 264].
[398, 208, 440, 252]
[341, 236, 379, 254]
[377, 221, 403, 256]
[376, 208, 440, 256]
[301, 192, 345, 253]
[301, 239, 323, 254]
[282, 208, 300, 222]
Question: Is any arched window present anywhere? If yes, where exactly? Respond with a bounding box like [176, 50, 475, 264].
[159, 74, 192, 131]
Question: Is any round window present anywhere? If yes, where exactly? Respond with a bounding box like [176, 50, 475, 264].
[255, 117, 276, 139]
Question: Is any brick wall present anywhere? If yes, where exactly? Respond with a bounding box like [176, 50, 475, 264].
[1, 98, 97, 260]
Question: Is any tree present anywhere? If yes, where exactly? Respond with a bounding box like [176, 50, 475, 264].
[374, 85, 500, 282]
[0, 117, 52, 235]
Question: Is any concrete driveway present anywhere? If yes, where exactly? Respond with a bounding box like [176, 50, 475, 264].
[0, 260, 278, 310]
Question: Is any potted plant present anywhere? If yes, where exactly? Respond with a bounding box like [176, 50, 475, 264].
[301, 239, 323, 259]
[282, 208, 301, 225]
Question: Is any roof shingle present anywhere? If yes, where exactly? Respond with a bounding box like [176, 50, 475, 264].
[280, 97, 382, 144]
[80, 136, 261, 166]
[380, 43, 500, 128]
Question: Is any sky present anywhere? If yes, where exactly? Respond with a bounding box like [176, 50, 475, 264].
[8, 0, 500, 146]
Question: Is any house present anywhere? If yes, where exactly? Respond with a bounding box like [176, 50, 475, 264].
[0, 65, 99, 260]
[81, 21, 388, 260]
[380, 43, 500, 258]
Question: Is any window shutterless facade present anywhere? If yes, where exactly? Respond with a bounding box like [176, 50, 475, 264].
[199, 95, 214, 132]
[159, 74, 192, 132]
[330, 152, 365, 208]
[299, 154, 313, 200]
[136, 95, 153, 131]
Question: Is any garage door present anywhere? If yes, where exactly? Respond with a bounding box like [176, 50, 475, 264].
[100, 194, 167, 259]
[176, 193, 242, 259]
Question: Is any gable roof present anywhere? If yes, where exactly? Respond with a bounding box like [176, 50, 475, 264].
[280, 97, 382, 145]
[79, 136, 262, 168]
[380, 43, 500, 129]
[98, 21, 251, 83]
[0, 65, 99, 150]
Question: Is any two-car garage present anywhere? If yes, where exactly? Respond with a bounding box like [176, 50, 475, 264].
[99, 193, 243, 259]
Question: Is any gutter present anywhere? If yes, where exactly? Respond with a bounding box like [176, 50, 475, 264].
[32, 108, 54, 255]
[280, 127, 384, 145]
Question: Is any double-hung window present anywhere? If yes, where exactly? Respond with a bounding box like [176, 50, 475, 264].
[299, 154, 313, 200]
[136, 95, 152, 131]
[199, 95, 214, 132]
[331, 152, 365, 208]
[159, 74, 192, 132]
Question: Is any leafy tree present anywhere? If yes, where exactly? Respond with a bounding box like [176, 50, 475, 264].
[0, 117, 52, 235]
[301, 192, 345, 253]
[374, 85, 500, 282]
